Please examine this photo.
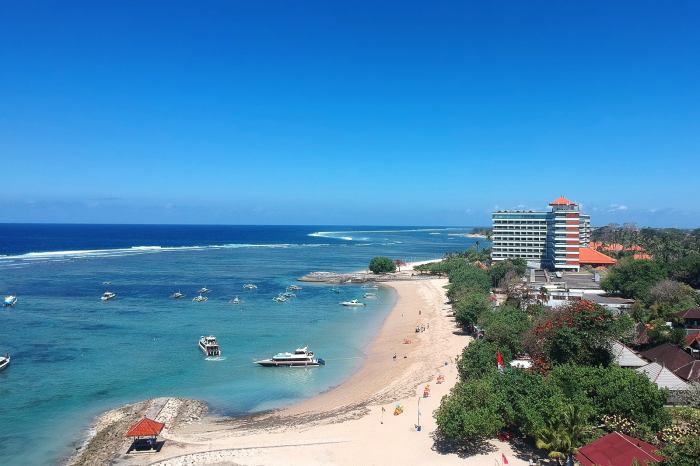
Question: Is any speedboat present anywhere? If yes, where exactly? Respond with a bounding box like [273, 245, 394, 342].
[199, 336, 220, 357]
[230, 296, 241, 305]
[287, 285, 302, 291]
[0, 353, 9, 371]
[197, 287, 211, 294]
[341, 299, 365, 307]
[100, 292, 116, 302]
[3, 295, 17, 307]
[193, 294, 208, 303]
[255, 346, 325, 367]
[243, 284, 257, 290]
[171, 290, 185, 299]
[272, 295, 287, 303]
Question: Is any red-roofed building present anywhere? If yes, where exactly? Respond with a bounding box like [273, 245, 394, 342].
[642, 343, 700, 381]
[576, 432, 663, 466]
[125, 417, 165, 438]
[579, 247, 617, 267]
[676, 308, 700, 330]
[549, 196, 577, 206]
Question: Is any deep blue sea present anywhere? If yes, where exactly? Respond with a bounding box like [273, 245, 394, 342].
[0, 224, 486, 465]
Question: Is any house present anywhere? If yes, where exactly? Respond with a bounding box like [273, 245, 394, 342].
[582, 294, 635, 315]
[675, 308, 700, 332]
[578, 247, 617, 267]
[611, 341, 647, 368]
[642, 343, 700, 382]
[575, 432, 663, 466]
[683, 333, 700, 359]
[636, 362, 690, 405]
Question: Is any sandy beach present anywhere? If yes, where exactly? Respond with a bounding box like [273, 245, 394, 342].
[72, 264, 526, 466]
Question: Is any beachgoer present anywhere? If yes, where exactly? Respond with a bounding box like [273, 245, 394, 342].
[393, 353, 397, 360]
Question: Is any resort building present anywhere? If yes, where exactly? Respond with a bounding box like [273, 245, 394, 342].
[492, 196, 603, 271]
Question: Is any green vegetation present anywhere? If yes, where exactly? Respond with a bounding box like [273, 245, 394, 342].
[368, 256, 396, 274]
[488, 258, 527, 288]
[601, 258, 666, 301]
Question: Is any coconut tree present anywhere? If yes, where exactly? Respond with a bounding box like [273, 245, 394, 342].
[536, 405, 589, 466]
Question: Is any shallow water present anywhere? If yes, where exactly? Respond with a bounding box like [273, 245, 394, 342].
[0, 225, 484, 464]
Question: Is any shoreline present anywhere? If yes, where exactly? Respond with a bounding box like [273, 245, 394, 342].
[69, 261, 525, 465]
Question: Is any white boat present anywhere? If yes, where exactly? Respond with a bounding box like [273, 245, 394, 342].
[230, 296, 241, 305]
[193, 294, 208, 303]
[255, 346, 325, 367]
[102, 281, 112, 285]
[341, 299, 365, 307]
[0, 353, 10, 371]
[363, 293, 377, 299]
[361, 284, 378, 290]
[3, 295, 17, 307]
[171, 290, 185, 299]
[272, 295, 287, 303]
[282, 291, 296, 298]
[287, 285, 302, 291]
[197, 287, 211, 294]
[243, 284, 257, 290]
[100, 292, 116, 302]
[199, 336, 220, 357]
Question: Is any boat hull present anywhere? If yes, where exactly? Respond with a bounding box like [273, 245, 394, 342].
[0, 358, 9, 371]
[255, 359, 323, 367]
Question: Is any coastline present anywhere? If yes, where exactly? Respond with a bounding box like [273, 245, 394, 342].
[69, 262, 524, 465]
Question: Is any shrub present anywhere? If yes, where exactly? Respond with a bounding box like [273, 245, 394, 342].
[368, 256, 396, 274]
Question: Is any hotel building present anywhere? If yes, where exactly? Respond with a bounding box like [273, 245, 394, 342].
[492, 197, 592, 271]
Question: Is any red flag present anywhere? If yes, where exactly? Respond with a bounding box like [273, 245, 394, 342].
[502, 453, 509, 465]
[497, 351, 504, 370]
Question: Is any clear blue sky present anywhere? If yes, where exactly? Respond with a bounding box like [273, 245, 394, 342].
[2, 1, 699, 227]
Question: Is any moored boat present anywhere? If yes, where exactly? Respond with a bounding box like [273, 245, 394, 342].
[0, 353, 10, 371]
[243, 283, 257, 290]
[197, 287, 211, 294]
[272, 295, 287, 303]
[230, 296, 241, 305]
[363, 292, 377, 299]
[3, 295, 17, 307]
[286, 285, 302, 291]
[199, 336, 220, 357]
[341, 299, 365, 307]
[100, 292, 116, 302]
[255, 346, 324, 367]
[193, 294, 208, 303]
[171, 290, 185, 299]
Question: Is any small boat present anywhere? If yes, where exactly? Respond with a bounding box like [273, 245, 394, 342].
[171, 290, 185, 299]
[287, 285, 302, 291]
[197, 287, 211, 294]
[282, 292, 296, 298]
[100, 292, 116, 302]
[255, 346, 325, 367]
[0, 353, 9, 371]
[363, 292, 377, 299]
[102, 281, 112, 285]
[3, 295, 17, 307]
[243, 284, 257, 290]
[199, 336, 220, 357]
[193, 294, 208, 303]
[230, 296, 241, 305]
[341, 299, 365, 307]
[272, 295, 288, 303]
[361, 284, 378, 290]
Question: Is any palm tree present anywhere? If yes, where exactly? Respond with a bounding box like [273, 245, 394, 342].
[536, 405, 588, 466]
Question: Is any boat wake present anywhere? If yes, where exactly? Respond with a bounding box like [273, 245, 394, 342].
[308, 227, 463, 242]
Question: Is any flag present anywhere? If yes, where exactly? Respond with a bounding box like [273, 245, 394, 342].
[502, 453, 509, 465]
[497, 351, 504, 371]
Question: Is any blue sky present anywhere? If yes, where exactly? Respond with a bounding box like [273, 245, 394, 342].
[1, 1, 699, 226]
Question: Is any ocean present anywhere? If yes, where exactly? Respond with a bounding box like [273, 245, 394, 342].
[0, 224, 486, 465]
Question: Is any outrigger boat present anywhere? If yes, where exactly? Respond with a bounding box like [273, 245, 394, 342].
[255, 346, 324, 367]
[197, 287, 211, 294]
[272, 295, 287, 303]
[341, 299, 365, 307]
[171, 290, 185, 299]
[192, 294, 208, 303]
[230, 296, 241, 305]
[3, 295, 17, 307]
[0, 353, 10, 371]
[363, 292, 377, 299]
[243, 283, 257, 290]
[361, 284, 378, 290]
[100, 292, 116, 302]
[199, 336, 220, 357]
[286, 285, 302, 291]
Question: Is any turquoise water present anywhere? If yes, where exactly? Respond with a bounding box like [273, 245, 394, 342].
[0, 226, 483, 464]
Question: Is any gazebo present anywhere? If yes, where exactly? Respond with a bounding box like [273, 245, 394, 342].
[125, 417, 165, 453]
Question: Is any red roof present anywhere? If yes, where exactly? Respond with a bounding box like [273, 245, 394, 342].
[685, 333, 700, 347]
[549, 196, 576, 206]
[642, 343, 700, 382]
[125, 418, 165, 437]
[676, 308, 700, 319]
[579, 247, 617, 265]
[576, 432, 663, 466]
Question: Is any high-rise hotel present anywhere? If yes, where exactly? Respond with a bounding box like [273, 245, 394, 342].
[491, 197, 591, 271]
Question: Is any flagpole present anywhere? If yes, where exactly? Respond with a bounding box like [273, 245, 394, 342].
[416, 397, 421, 431]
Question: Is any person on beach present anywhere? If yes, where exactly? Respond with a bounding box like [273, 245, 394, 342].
[393, 353, 397, 361]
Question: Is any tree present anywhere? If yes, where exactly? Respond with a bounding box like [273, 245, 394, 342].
[434, 376, 505, 442]
[457, 340, 511, 380]
[601, 258, 667, 301]
[479, 306, 531, 355]
[647, 279, 699, 320]
[368, 256, 396, 274]
[489, 258, 527, 288]
[536, 405, 589, 466]
[454, 292, 491, 328]
[669, 253, 700, 288]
